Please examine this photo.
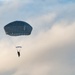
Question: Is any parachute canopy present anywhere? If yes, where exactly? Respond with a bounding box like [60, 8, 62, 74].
[4, 21, 33, 36]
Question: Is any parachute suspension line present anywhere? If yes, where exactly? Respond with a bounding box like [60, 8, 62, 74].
[6, 36, 22, 54]
[5, 35, 16, 48]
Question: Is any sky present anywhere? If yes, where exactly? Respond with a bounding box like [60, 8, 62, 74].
[0, 0, 75, 75]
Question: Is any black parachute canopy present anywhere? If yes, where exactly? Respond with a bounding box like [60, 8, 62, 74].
[4, 21, 33, 36]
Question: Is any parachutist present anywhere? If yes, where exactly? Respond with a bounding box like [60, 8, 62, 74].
[16, 46, 21, 57]
[4, 21, 33, 57]
[17, 51, 20, 57]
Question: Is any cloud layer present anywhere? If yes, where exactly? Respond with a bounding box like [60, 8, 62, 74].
[0, 0, 75, 75]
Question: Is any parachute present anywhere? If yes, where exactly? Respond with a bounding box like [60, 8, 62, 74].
[4, 21, 33, 36]
[4, 21, 33, 57]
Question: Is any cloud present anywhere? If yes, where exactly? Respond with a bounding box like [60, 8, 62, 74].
[0, 20, 75, 75]
[14, 21, 75, 75]
[0, 0, 75, 75]
[26, 12, 56, 35]
[0, 0, 31, 15]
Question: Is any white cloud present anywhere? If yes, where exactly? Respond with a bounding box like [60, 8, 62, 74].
[0, 0, 75, 75]
[27, 13, 56, 26]
[0, 0, 32, 17]
[0, 20, 75, 75]
[26, 13, 57, 35]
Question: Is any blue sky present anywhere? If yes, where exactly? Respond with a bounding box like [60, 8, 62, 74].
[0, 0, 75, 75]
